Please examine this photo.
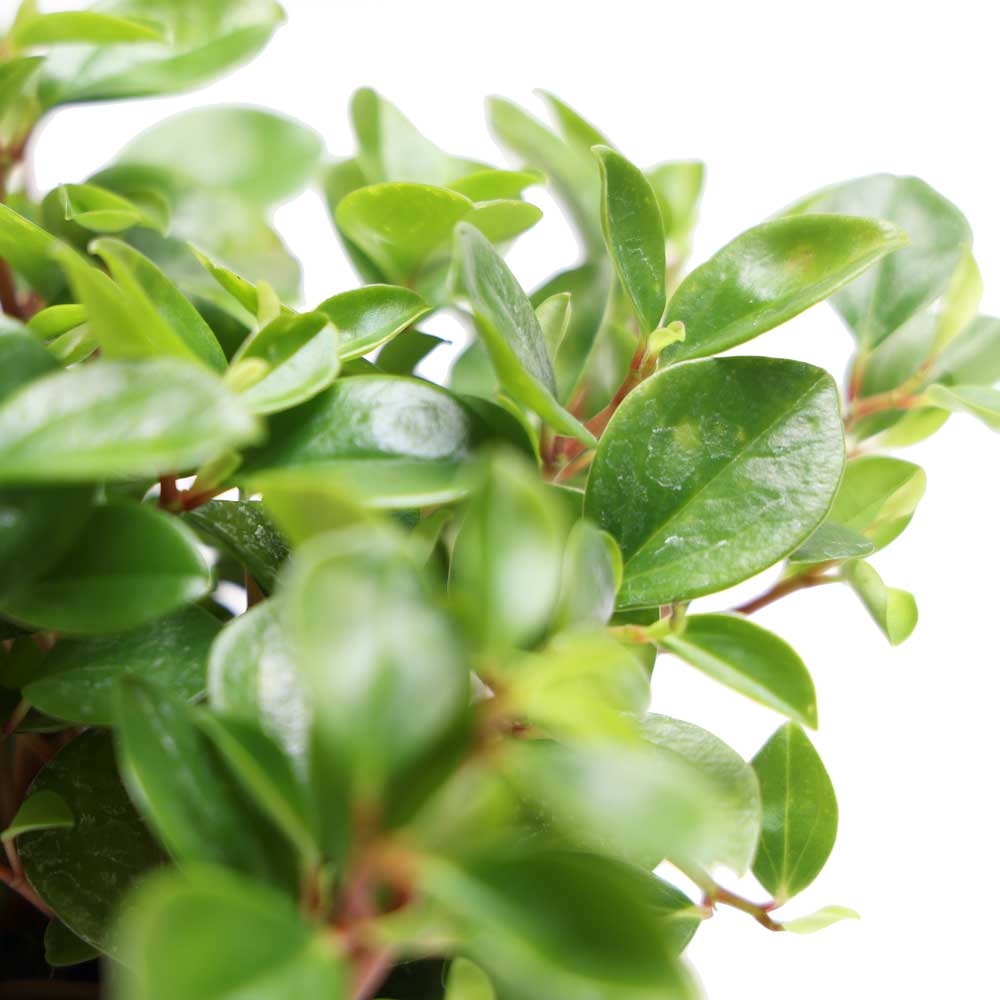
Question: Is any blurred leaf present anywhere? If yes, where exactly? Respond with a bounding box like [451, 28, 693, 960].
[315, 284, 430, 361]
[930, 314, 1000, 387]
[449, 169, 541, 201]
[552, 518, 621, 630]
[780, 905, 859, 934]
[932, 245, 981, 354]
[377, 328, 446, 375]
[2, 789, 74, 841]
[923, 383, 1000, 431]
[59, 181, 165, 234]
[445, 958, 495, 1000]
[752, 723, 838, 903]
[841, 559, 917, 645]
[0, 201, 64, 299]
[11, 10, 165, 46]
[645, 160, 704, 251]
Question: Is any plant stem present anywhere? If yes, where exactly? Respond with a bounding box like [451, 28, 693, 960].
[351, 946, 395, 1000]
[733, 572, 836, 616]
[1, 699, 30, 740]
[705, 885, 783, 932]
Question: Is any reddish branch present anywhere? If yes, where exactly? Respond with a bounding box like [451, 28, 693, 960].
[733, 573, 835, 616]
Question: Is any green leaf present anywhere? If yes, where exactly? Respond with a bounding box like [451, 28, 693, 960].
[0, 359, 259, 483]
[0, 327, 56, 403]
[0, 502, 211, 635]
[37, 0, 284, 107]
[454, 222, 596, 445]
[932, 246, 981, 354]
[283, 528, 468, 810]
[44, 919, 101, 968]
[751, 722, 838, 902]
[930, 314, 1000, 387]
[643, 715, 762, 876]
[24, 606, 220, 725]
[645, 160, 704, 250]
[0, 55, 44, 115]
[923, 383, 1000, 431]
[19, 731, 167, 956]
[661, 614, 818, 728]
[785, 173, 971, 348]
[242, 375, 481, 508]
[119, 106, 323, 207]
[111, 866, 346, 1000]
[661, 215, 907, 363]
[60, 182, 165, 234]
[780, 905, 859, 934]
[315, 284, 430, 361]
[594, 146, 666, 333]
[450, 453, 569, 652]
[11, 11, 165, 46]
[841, 559, 918, 645]
[423, 847, 692, 1000]
[445, 958, 495, 1000]
[185, 500, 288, 592]
[552, 519, 622, 629]
[788, 522, 874, 564]
[538, 90, 614, 152]
[585, 357, 844, 607]
[376, 328, 445, 375]
[449, 169, 541, 201]
[114, 678, 300, 889]
[536, 291, 573, 357]
[2, 789, 74, 841]
[825, 456, 926, 553]
[207, 599, 309, 771]
[0, 202, 64, 299]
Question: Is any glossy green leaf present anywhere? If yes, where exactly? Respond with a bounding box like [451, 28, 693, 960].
[780, 905, 859, 934]
[661, 614, 818, 728]
[60, 182, 164, 234]
[923, 383, 1000, 430]
[185, 499, 288, 592]
[119, 106, 323, 206]
[0, 359, 259, 483]
[19, 731, 167, 956]
[44, 919, 101, 968]
[114, 678, 299, 889]
[841, 559, 918, 645]
[752, 723, 838, 903]
[37, 0, 284, 107]
[111, 866, 346, 1000]
[786, 174, 971, 347]
[207, 599, 309, 771]
[0, 502, 211, 635]
[788, 522, 874, 564]
[11, 11, 165, 46]
[0, 201, 64, 299]
[454, 222, 596, 445]
[2, 789, 74, 841]
[283, 528, 468, 806]
[661, 215, 907, 363]
[24, 607, 220, 725]
[826, 456, 926, 552]
[643, 715, 762, 876]
[242, 375, 481, 508]
[423, 847, 691, 1000]
[552, 518, 622, 629]
[450, 453, 569, 652]
[585, 358, 844, 607]
[594, 146, 666, 333]
[315, 284, 430, 361]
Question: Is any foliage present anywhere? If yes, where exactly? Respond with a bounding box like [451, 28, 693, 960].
[0, 3, 993, 997]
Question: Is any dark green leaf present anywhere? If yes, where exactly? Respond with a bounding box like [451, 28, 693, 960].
[752, 723, 838, 902]
[24, 606, 220, 725]
[315, 284, 430, 361]
[585, 358, 844, 606]
[662, 215, 907, 363]
[44, 919, 101, 968]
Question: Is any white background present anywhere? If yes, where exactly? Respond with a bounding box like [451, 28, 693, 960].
[28, 1, 1000, 996]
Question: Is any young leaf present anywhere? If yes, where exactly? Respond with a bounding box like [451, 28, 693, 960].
[585, 357, 844, 607]
[2, 789, 74, 841]
[785, 173, 972, 347]
[314, 284, 431, 361]
[0, 359, 260, 483]
[661, 215, 907, 363]
[0, 502, 212, 635]
[751, 723, 838, 903]
[841, 559, 918, 645]
[24, 607, 221, 725]
[454, 222, 596, 445]
[660, 614, 818, 728]
[780, 905, 859, 934]
[60, 182, 164, 234]
[923, 383, 1000, 431]
[111, 866, 346, 1000]
[18, 731, 167, 956]
[594, 145, 666, 333]
[119, 106, 324, 207]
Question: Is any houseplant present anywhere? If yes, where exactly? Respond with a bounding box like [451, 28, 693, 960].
[1, 2, 997, 996]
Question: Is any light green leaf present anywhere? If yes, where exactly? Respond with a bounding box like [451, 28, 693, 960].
[315, 284, 430, 361]
[841, 559, 918, 645]
[60, 182, 165, 234]
[780, 905, 859, 934]
[594, 145, 666, 333]
[2, 789, 74, 841]
[111, 866, 346, 1000]
[923, 383, 1000, 431]
[0, 359, 259, 483]
[785, 173, 971, 348]
[661, 215, 907, 363]
[645, 160, 705, 250]
[24, 606, 220, 725]
[932, 246, 981, 354]
[585, 357, 844, 607]
[12, 11, 165, 46]
[553, 519, 622, 629]
[0, 56, 44, 115]
[930, 314, 1000, 387]
[788, 522, 874, 564]
[643, 715, 762, 876]
[752, 723, 838, 903]
[454, 222, 596, 445]
[0, 202, 64, 299]
[445, 957, 496, 1000]
[0, 502, 212, 635]
[536, 291, 573, 357]
[449, 169, 541, 201]
[661, 614, 818, 728]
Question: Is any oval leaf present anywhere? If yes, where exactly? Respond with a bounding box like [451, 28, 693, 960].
[315, 284, 430, 361]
